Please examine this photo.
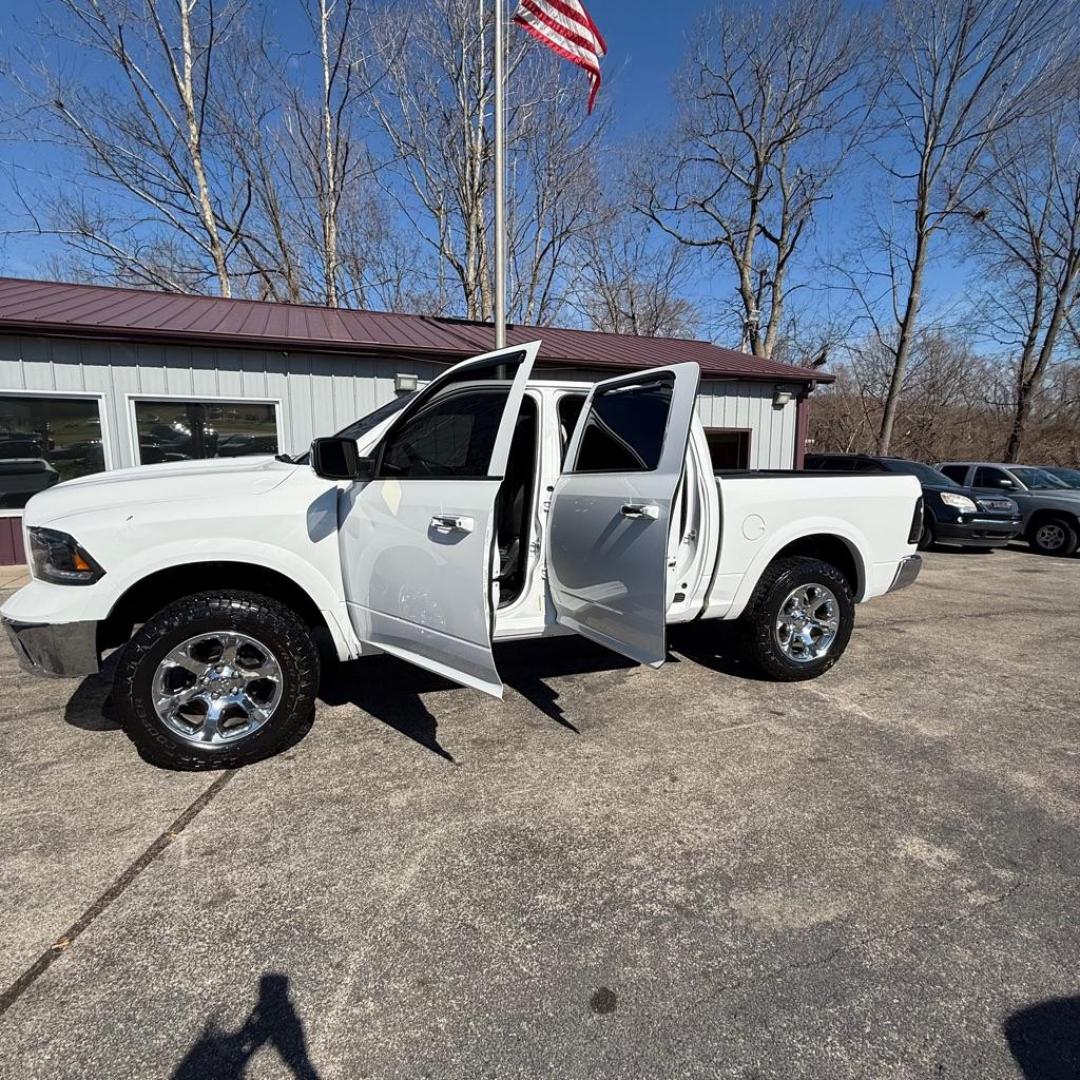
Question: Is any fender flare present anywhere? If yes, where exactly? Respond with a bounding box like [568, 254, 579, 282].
[101, 539, 358, 660]
[725, 518, 870, 620]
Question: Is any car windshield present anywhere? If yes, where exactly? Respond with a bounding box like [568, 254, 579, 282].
[881, 459, 963, 487]
[287, 391, 419, 465]
[1043, 467, 1080, 489]
[1011, 466, 1070, 490]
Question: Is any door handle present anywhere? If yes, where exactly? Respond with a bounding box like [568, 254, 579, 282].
[430, 514, 474, 534]
[621, 503, 660, 520]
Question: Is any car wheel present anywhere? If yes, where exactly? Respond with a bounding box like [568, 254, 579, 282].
[741, 556, 855, 682]
[1029, 517, 1079, 558]
[918, 515, 935, 551]
[114, 590, 320, 770]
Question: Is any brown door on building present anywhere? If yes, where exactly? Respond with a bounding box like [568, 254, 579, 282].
[704, 428, 751, 470]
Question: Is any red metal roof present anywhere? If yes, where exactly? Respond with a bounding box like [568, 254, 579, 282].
[0, 276, 831, 383]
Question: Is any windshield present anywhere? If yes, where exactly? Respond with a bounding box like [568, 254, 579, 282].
[881, 459, 963, 487]
[1011, 466, 1070, 490]
[1044, 467, 1080, 489]
[334, 391, 418, 442]
[288, 391, 419, 465]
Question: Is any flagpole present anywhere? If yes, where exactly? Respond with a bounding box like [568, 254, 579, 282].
[493, 0, 507, 350]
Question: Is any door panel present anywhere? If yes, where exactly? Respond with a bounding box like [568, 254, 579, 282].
[338, 341, 539, 697]
[547, 362, 701, 666]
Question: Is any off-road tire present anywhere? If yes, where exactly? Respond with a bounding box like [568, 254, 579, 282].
[1028, 516, 1079, 558]
[114, 590, 320, 770]
[741, 556, 855, 682]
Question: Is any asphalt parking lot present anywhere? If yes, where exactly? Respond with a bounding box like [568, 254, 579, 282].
[0, 546, 1078, 1079]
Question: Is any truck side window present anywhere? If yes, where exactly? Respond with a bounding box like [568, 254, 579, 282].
[556, 393, 587, 465]
[572, 374, 674, 473]
[377, 386, 510, 478]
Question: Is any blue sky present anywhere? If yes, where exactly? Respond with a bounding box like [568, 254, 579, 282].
[0, 0, 975, 346]
[0, 0, 726, 275]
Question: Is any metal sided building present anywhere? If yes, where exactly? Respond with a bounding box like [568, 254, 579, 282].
[0, 277, 832, 563]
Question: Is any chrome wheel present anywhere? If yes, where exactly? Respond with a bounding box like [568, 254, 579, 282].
[775, 583, 840, 663]
[151, 631, 284, 746]
[1035, 523, 1066, 551]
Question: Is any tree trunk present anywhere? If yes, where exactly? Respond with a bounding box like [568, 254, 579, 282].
[878, 228, 928, 453]
[176, 0, 231, 297]
[1004, 262, 1080, 460]
[319, 0, 339, 307]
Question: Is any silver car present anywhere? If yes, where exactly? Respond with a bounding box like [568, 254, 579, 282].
[936, 462, 1080, 557]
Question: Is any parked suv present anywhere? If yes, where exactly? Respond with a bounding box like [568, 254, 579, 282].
[805, 454, 1023, 550]
[1040, 466, 1080, 490]
[936, 462, 1080, 557]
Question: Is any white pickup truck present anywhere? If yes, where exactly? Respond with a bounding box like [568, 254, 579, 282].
[2, 343, 922, 768]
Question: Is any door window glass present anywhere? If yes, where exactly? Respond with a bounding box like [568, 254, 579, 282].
[556, 393, 587, 465]
[134, 400, 278, 463]
[973, 467, 1012, 489]
[572, 374, 674, 473]
[376, 351, 526, 479]
[939, 465, 969, 484]
[0, 395, 104, 509]
[378, 387, 509, 477]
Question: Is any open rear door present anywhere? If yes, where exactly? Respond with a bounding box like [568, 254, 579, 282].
[338, 341, 538, 697]
[546, 362, 700, 666]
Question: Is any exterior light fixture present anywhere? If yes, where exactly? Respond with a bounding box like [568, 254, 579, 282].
[395, 373, 418, 393]
[772, 389, 794, 408]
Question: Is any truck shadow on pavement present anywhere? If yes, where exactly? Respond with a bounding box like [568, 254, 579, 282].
[61, 629, 751, 763]
[63, 656, 122, 731]
[172, 972, 320, 1080]
[318, 635, 642, 757]
[1004, 995, 1080, 1080]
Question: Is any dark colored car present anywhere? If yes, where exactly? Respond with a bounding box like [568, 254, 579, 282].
[804, 454, 1024, 550]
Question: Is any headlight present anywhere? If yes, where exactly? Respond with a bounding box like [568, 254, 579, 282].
[940, 492, 977, 512]
[28, 527, 105, 586]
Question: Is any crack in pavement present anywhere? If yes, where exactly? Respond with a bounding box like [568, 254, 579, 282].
[0, 769, 235, 1019]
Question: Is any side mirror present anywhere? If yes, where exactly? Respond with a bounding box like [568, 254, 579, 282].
[310, 437, 374, 481]
[997, 478, 1016, 489]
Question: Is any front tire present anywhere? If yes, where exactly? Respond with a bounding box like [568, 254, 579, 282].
[1029, 517, 1079, 558]
[741, 556, 855, 681]
[917, 514, 935, 551]
[114, 590, 320, 770]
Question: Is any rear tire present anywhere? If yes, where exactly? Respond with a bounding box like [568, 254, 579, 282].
[114, 590, 320, 770]
[1029, 517, 1079, 558]
[741, 556, 855, 682]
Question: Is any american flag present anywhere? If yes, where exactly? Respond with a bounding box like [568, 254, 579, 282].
[512, 0, 607, 113]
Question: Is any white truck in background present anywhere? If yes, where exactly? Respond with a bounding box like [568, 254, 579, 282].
[2, 342, 923, 769]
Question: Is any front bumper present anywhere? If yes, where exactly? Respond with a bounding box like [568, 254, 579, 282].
[934, 517, 1024, 547]
[3, 617, 100, 678]
[888, 554, 923, 593]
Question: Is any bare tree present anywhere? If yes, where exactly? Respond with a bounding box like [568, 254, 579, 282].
[360, 0, 606, 324]
[572, 213, 698, 337]
[8, 0, 250, 295]
[639, 0, 870, 358]
[868, 0, 1072, 453]
[969, 100, 1080, 461]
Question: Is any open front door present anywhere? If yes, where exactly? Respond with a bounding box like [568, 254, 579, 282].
[547, 362, 701, 667]
[338, 341, 539, 697]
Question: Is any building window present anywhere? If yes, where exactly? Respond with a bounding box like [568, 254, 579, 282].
[0, 395, 104, 510]
[704, 428, 751, 470]
[133, 400, 278, 464]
